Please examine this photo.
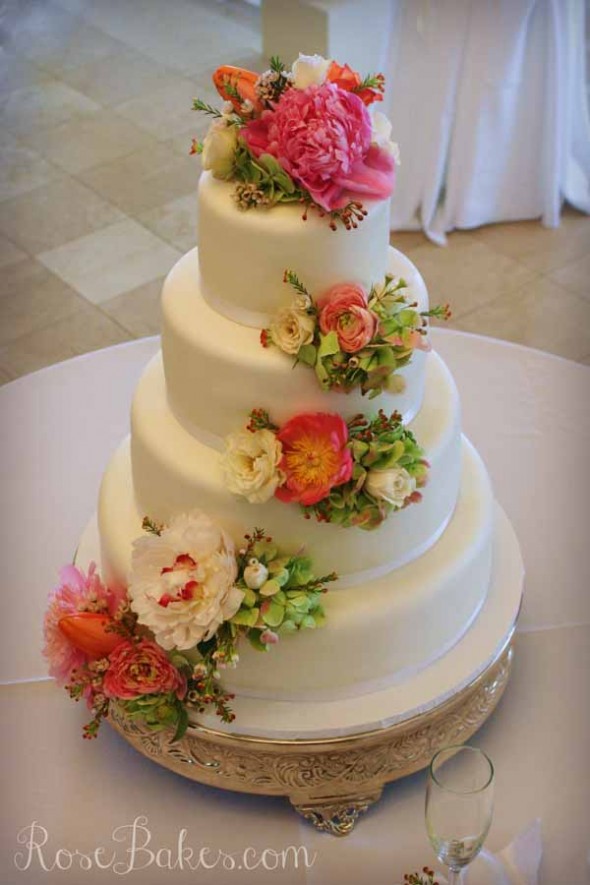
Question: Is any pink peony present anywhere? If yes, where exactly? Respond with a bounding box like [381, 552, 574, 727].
[242, 82, 395, 211]
[103, 639, 186, 701]
[318, 282, 377, 353]
[43, 563, 127, 684]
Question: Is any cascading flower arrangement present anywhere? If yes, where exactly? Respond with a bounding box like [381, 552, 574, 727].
[262, 270, 451, 397]
[43, 513, 336, 740]
[223, 408, 428, 530]
[191, 54, 399, 228]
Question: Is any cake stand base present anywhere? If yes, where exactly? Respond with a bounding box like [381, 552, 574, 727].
[108, 637, 513, 836]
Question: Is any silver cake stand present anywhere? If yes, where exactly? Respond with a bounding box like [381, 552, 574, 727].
[108, 636, 513, 836]
[77, 504, 522, 836]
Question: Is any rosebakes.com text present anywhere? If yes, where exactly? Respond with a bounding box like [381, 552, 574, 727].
[14, 817, 317, 875]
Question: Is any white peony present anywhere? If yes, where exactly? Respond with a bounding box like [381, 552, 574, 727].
[365, 466, 416, 508]
[201, 119, 238, 178]
[128, 511, 243, 651]
[270, 306, 315, 355]
[223, 429, 285, 503]
[371, 111, 401, 165]
[291, 53, 331, 89]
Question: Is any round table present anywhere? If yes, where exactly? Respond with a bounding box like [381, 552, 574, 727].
[1, 330, 589, 885]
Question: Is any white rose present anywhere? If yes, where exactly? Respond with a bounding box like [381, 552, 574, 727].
[223, 429, 285, 503]
[371, 111, 401, 165]
[365, 466, 416, 508]
[291, 53, 331, 89]
[128, 511, 243, 651]
[270, 307, 315, 355]
[201, 119, 238, 178]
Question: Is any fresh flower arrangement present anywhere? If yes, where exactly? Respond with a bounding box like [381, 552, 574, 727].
[262, 270, 451, 397]
[223, 408, 428, 530]
[191, 53, 398, 228]
[43, 513, 336, 739]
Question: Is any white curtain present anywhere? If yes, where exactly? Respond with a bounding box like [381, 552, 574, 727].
[379, 0, 590, 243]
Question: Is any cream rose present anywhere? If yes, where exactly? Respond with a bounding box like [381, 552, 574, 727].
[365, 466, 416, 508]
[201, 119, 238, 178]
[291, 53, 331, 89]
[371, 111, 401, 165]
[128, 511, 243, 651]
[223, 429, 284, 503]
[270, 306, 315, 355]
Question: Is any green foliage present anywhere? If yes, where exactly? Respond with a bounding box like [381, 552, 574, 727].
[191, 98, 223, 118]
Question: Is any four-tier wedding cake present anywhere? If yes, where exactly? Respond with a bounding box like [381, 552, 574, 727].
[45, 55, 522, 745]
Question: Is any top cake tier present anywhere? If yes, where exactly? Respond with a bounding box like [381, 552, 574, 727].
[198, 171, 391, 325]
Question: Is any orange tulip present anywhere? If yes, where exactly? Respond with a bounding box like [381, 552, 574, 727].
[58, 613, 125, 659]
[212, 65, 262, 113]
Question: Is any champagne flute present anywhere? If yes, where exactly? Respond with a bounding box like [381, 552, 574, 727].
[425, 745, 494, 884]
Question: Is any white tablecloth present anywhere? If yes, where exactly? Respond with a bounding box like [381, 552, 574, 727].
[1, 331, 589, 884]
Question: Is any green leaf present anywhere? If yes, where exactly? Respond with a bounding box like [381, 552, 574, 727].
[318, 331, 340, 358]
[352, 440, 370, 461]
[171, 704, 189, 742]
[260, 599, 285, 627]
[301, 615, 317, 630]
[231, 608, 259, 628]
[241, 586, 258, 608]
[278, 619, 297, 634]
[298, 344, 317, 367]
[259, 579, 282, 597]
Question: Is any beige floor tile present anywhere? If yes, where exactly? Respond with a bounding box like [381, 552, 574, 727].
[58, 0, 259, 75]
[6, 4, 126, 74]
[58, 48, 183, 107]
[166, 115, 213, 158]
[0, 302, 132, 381]
[579, 354, 590, 366]
[0, 177, 124, 254]
[19, 110, 155, 175]
[0, 234, 27, 269]
[37, 218, 180, 304]
[547, 253, 590, 301]
[0, 51, 51, 96]
[0, 258, 85, 345]
[405, 233, 537, 318]
[78, 143, 197, 216]
[114, 77, 215, 140]
[453, 276, 590, 361]
[100, 277, 164, 337]
[0, 80, 99, 137]
[138, 194, 198, 253]
[390, 230, 430, 254]
[0, 365, 13, 385]
[471, 211, 590, 274]
[0, 138, 63, 202]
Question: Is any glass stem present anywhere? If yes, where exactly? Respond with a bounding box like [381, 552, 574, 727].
[447, 868, 462, 885]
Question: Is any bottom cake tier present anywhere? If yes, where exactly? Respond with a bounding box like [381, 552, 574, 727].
[98, 432, 498, 705]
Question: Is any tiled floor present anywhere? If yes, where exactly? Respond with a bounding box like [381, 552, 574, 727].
[1, 0, 589, 384]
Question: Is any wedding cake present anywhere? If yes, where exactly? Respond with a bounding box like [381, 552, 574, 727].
[45, 55, 521, 743]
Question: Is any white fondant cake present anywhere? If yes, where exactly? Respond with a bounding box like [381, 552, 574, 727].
[96, 165, 502, 705]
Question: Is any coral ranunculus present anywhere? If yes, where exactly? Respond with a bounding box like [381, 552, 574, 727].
[103, 639, 186, 701]
[275, 413, 353, 506]
[318, 282, 377, 353]
[241, 82, 394, 211]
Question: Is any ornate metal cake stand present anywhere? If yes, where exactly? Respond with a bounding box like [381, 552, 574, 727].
[108, 636, 513, 836]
